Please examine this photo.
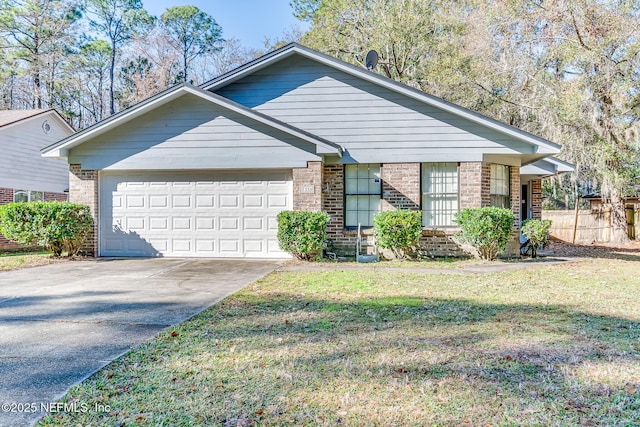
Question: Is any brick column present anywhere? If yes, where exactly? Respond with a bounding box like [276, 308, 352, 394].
[510, 166, 521, 228]
[292, 161, 323, 211]
[506, 166, 521, 257]
[381, 163, 421, 211]
[69, 164, 98, 256]
[459, 162, 491, 208]
[531, 178, 542, 219]
[322, 164, 344, 241]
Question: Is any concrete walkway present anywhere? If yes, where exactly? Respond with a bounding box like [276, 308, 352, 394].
[0, 258, 281, 427]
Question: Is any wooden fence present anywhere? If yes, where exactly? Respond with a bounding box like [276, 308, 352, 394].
[542, 209, 613, 243]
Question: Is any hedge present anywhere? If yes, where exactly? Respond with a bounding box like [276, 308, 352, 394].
[0, 201, 93, 257]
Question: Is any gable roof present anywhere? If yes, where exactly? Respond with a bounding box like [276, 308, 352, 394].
[520, 157, 574, 177]
[42, 83, 342, 158]
[202, 43, 560, 155]
[0, 109, 74, 132]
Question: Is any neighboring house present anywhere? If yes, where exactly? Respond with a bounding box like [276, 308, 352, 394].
[42, 43, 568, 258]
[0, 109, 74, 249]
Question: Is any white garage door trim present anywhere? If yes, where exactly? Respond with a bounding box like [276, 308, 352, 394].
[99, 170, 292, 258]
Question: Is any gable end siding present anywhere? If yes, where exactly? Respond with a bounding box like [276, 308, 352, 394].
[68, 94, 322, 171]
[215, 56, 535, 164]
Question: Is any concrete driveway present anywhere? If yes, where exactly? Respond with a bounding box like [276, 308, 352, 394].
[0, 258, 281, 427]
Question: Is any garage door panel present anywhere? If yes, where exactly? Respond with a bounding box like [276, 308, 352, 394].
[243, 240, 263, 253]
[243, 217, 264, 231]
[150, 196, 168, 208]
[219, 240, 240, 254]
[219, 195, 239, 208]
[196, 195, 215, 207]
[243, 194, 264, 208]
[196, 217, 215, 230]
[268, 194, 289, 208]
[126, 195, 145, 208]
[100, 170, 291, 258]
[172, 195, 192, 208]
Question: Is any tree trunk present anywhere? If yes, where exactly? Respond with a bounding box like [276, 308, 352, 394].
[609, 195, 630, 244]
[109, 41, 116, 115]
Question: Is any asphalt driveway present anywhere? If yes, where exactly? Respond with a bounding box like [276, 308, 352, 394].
[0, 258, 282, 427]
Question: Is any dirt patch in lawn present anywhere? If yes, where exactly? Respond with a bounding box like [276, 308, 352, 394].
[547, 238, 640, 260]
[0, 253, 66, 271]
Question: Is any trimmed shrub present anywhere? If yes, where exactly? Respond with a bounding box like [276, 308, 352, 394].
[373, 210, 422, 259]
[521, 219, 552, 258]
[0, 202, 93, 257]
[454, 207, 514, 260]
[277, 210, 330, 260]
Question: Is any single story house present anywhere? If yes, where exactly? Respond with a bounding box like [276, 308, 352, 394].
[42, 43, 567, 258]
[0, 109, 73, 249]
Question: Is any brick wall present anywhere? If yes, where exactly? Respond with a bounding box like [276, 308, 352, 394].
[69, 164, 98, 256]
[44, 192, 68, 202]
[505, 166, 521, 256]
[292, 161, 323, 211]
[320, 161, 525, 258]
[419, 229, 467, 257]
[531, 178, 542, 219]
[459, 162, 491, 208]
[322, 164, 350, 249]
[381, 163, 420, 210]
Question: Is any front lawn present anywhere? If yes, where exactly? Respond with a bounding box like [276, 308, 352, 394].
[39, 256, 640, 426]
[0, 252, 55, 271]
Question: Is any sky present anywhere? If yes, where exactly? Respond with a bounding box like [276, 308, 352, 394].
[142, 0, 309, 50]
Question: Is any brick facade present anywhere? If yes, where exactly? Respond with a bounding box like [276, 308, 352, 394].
[0, 187, 68, 250]
[69, 164, 98, 256]
[44, 192, 69, 202]
[66, 160, 529, 259]
[531, 178, 542, 219]
[381, 163, 420, 211]
[459, 162, 491, 209]
[292, 161, 323, 211]
[299, 161, 524, 258]
[506, 166, 521, 256]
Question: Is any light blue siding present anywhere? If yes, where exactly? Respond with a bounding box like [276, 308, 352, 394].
[215, 56, 533, 164]
[0, 112, 71, 193]
[68, 94, 322, 170]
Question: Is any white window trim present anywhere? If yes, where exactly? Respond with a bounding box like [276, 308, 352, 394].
[421, 162, 459, 227]
[13, 190, 44, 203]
[344, 164, 382, 228]
[490, 164, 510, 208]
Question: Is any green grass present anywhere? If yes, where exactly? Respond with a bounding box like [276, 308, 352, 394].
[38, 257, 640, 426]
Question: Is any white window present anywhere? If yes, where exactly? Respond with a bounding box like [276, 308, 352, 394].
[422, 163, 458, 226]
[13, 190, 44, 203]
[345, 164, 381, 227]
[490, 164, 510, 208]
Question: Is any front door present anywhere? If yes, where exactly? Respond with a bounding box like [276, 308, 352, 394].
[521, 184, 529, 222]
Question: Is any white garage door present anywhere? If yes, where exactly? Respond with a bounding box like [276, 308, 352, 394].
[99, 170, 292, 258]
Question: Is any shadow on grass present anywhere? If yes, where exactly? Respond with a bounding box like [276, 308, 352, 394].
[187, 294, 640, 423]
[37, 287, 640, 426]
